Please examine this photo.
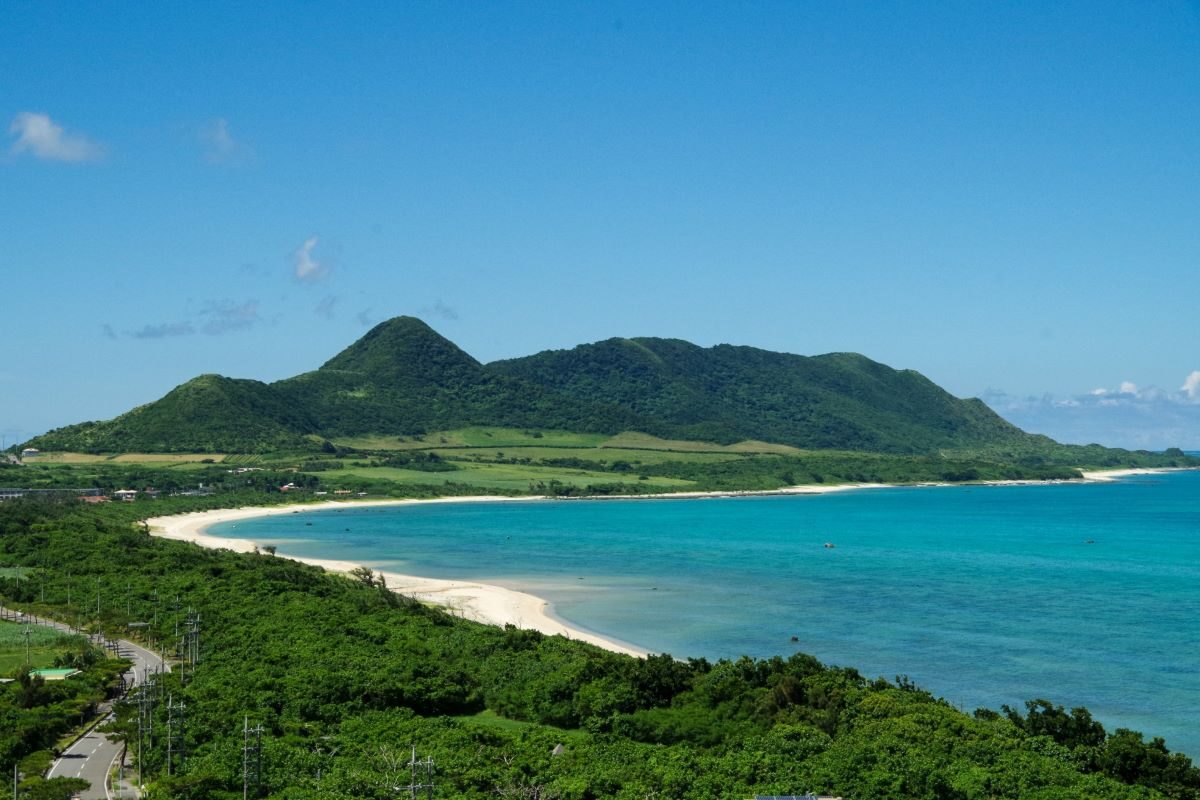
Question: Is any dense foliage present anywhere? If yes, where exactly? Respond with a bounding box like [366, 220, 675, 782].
[272, 317, 645, 440]
[1, 497, 1197, 800]
[492, 337, 1033, 453]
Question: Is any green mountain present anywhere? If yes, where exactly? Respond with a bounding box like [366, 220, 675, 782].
[18, 316, 1067, 455]
[490, 337, 1030, 453]
[273, 316, 645, 437]
[27, 374, 319, 454]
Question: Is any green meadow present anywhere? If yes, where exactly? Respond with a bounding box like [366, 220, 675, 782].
[0, 620, 82, 673]
[313, 462, 695, 492]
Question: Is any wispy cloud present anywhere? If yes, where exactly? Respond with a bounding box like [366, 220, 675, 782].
[422, 299, 459, 321]
[315, 295, 338, 319]
[293, 236, 327, 283]
[199, 117, 250, 165]
[131, 321, 196, 339]
[200, 300, 261, 335]
[356, 308, 374, 327]
[101, 323, 117, 340]
[8, 112, 104, 162]
[121, 299, 261, 340]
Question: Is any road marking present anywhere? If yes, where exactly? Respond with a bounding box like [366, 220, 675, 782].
[103, 746, 124, 800]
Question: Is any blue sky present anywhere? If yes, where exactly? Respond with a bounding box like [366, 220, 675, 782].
[3, 2, 1198, 449]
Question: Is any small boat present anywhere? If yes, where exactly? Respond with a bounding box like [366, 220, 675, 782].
[823, 542, 836, 549]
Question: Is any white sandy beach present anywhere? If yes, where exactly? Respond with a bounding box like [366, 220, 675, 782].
[145, 496, 658, 658]
[1079, 467, 1180, 482]
[143, 468, 1184, 659]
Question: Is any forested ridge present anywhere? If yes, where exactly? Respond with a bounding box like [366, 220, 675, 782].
[2, 496, 1199, 800]
[24, 317, 1178, 466]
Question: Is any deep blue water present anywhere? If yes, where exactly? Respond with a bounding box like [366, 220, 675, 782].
[210, 470, 1200, 756]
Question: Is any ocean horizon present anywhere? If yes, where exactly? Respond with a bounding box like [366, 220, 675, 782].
[209, 469, 1200, 758]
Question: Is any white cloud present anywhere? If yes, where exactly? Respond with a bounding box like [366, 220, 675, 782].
[8, 112, 104, 162]
[293, 236, 327, 283]
[982, 375, 1200, 449]
[199, 118, 249, 164]
[1182, 371, 1200, 402]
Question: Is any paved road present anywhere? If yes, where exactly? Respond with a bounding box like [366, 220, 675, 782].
[1, 607, 167, 799]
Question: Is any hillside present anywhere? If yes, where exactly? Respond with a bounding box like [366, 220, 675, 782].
[14, 317, 1146, 460]
[25, 374, 319, 454]
[273, 316, 646, 437]
[490, 337, 1033, 453]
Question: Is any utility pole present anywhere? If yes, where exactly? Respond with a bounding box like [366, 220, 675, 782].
[22, 624, 31, 666]
[96, 576, 101, 616]
[177, 609, 200, 684]
[242, 716, 264, 799]
[396, 748, 434, 799]
[137, 674, 156, 788]
[166, 694, 185, 776]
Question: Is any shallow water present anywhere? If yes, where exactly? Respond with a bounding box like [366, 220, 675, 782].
[210, 470, 1200, 756]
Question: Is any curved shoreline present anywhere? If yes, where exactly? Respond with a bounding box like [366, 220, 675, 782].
[143, 468, 1186, 659]
[145, 496, 657, 658]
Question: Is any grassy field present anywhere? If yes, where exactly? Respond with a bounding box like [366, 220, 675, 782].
[332, 428, 807, 455]
[312, 462, 695, 492]
[24, 452, 229, 465]
[0, 620, 81, 673]
[333, 427, 611, 451]
[434, 445, 749, 466]
[597, 431, 803, 454]
[451, 709, 589, 740]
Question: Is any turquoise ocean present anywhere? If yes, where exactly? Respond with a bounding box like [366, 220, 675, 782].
[209, 469, 1200, 756]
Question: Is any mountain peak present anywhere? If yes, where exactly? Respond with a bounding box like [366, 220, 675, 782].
[319, 316, 480, 378]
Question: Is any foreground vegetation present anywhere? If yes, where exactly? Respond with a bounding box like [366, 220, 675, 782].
[1, 496, 1198, 800]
